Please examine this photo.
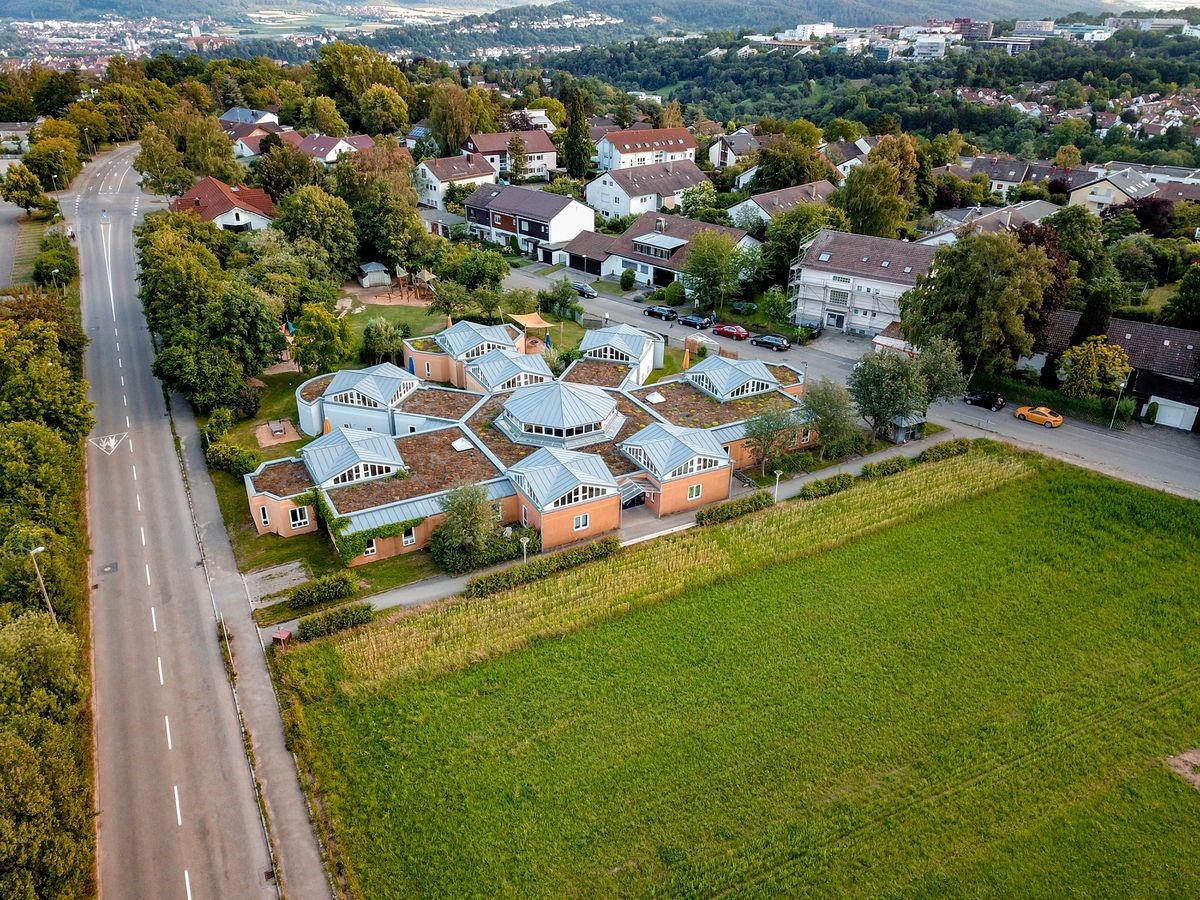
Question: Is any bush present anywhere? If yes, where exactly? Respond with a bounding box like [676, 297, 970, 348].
[287, 571, 356, 610]
[464, 537, 621, 598]
[1146, 400, 1159, 425]
[916, 437, 973, 463]
[1101, 395, 1135, 426]
[797, 473, 855, 500]
[231, 383, 262, 419]
[777, 451, 815, 474]
[33, 248, 77, 286]
[204, 407, 233, 443]
[40, 232, 72, 254]
[859, 456, 912, 479]
[431, 526, 542, 575]
[694, 491, 773, 526]
[296, 602, 373, 641]
[620, 268, 635, 290]
[664, 280, 686, 306]
[205, 440, 261, 477]
[646, 288, 666, 305]
[821, 431, 867, 460]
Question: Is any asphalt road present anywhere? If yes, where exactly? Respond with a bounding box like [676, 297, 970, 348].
[76, 146, 278, 899]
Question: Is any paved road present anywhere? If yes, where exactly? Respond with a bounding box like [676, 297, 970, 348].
[0, 168, 22, 287]
[77, 146, 280, 900]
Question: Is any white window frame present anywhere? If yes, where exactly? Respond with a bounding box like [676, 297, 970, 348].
[521, 505, 529, 527]
[424, 362, 431, 377]
[259, 506, 270, 527]
[402, 527, 416, 547]
[688, 484, 702, 501]
[573, 513, 589, 531]
[362, 539, 377, 557]
[289, 506, 309, 529]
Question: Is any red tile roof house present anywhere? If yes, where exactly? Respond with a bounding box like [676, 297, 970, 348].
[168, 177, 274, 232]
[461, 130, 557, 179]
[231, 128, 303, 160]
[414, 153, 497, 210]
[584, 159, 708, 220]
[594, 127, 698, 171]
[297, 133, 375, 166]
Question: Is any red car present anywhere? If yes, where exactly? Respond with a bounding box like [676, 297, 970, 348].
[713, 324, 749, 340]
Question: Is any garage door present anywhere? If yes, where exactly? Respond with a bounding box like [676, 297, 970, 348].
[1156, 404, 1186, 429]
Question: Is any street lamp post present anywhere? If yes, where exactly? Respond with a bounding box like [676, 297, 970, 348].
[774, 469, 783, 502]
[519, 536, 530, 564]
[1108, 379, 1128, 430]
[29, 546, 57, 624]
[50, 267, 60, 293]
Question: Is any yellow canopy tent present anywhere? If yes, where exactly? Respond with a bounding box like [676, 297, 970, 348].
[508, 311, 561, 349]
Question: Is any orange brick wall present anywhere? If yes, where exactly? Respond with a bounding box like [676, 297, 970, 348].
[248, 494, 317, 538]
[649, 466, 731, 516]
[406, 350, 464, 387]
[725, 428, 818, 470]
[517, 493, 620, 550]
[347, 514, 443, 567]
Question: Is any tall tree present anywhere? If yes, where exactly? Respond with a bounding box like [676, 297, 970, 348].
[868, 134, 918, 197]
[506, 133, 527, 181]
[683, 230, 748, 310]
[357, 84, 409, 135]
[132, 123, 191, 196]
[830, 162, 910, 238]
[291, 304, 353, 374]
[1163, 266, 1200, 330]
[846, 351, 927, 441]
[254, 143, 322, 201]
[800, 378, 858, 461]
[743, 408, 802, 475]
[303, 96, 349, 137]
[657, 99, 684, 129]
[752, 136, 837, 194]
[201, 281, 286, 376]
[0, 162, 49, 215]
[182, 117, 239, 182]
[272, 185, 359, 277]
[1059, 336, 1131, 399]
[763, 205, 850, 285]
[914, 337, 968, 409]
[563, 88, 590, 179]
[901, 231, 1053, 379]
[428, 81, 472, 154]
[0, 320, 94, 443]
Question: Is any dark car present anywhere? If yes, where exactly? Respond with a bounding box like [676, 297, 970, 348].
[678, 314, 713, 329]
[643, 305, 678, 321]
[750, 334, 791, 351]
[730, 301, 758, 315]
[571, 281, 598, 299]
[964, 391, 1005, 411]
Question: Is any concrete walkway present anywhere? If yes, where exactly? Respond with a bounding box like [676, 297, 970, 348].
[173, 397, 332, 899]
[263, 426, 970, 639]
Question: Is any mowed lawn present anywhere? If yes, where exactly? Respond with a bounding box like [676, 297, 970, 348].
[280, 459, 1200, 897]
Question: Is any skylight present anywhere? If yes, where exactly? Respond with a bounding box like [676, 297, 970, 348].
[881, 260, 890, 268]
[818, 252, 831, 261]
[451, 437, 474, 452]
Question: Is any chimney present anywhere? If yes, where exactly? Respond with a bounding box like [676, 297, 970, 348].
[655, 217, 665, 233]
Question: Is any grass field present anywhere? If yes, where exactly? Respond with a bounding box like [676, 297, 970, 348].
[275, 448, 1200, 896]
[10, 214, 48, 284]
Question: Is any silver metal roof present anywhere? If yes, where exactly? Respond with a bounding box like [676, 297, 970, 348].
[465, 348, 552, 390]
[684, 356, 777, 400]
[620, 422, 727, 478]
[507, 447, 617, 508]
[502, 380, 616, 429]
[634, 232, 689, 250]
[434, 320, 520, 359]
[579, 323, 649, 360]
[300, 427, 403, 485]
[325, 363, 417, 408]
[339, 478, 514, 534]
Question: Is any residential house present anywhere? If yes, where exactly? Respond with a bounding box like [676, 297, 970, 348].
[404, 119, 432, 150]
[726, 180, 837, 225]
[218, 106, 278, 126]
[595, 128, 698, 171]
[821, 137, 880, 176]
[298, 134, 374, 166]
[708, 130, 760, 169]
[168, 177, 274, 232]
[464, 184, 595, 257]
[917, 199, 1059, 246]
[558, 230, 618, 277]
[462, 130, 557, 178]
[788, 229, 936, 334]
[584, 159, 707, 219]
[596, 212, 760, 288]
[970, 156, 1031, 195]
[1068, 167, 1158, 213]
[618, 423, 731, 516]
[413, 153, 497, 210]
[231, 129, 302, 160]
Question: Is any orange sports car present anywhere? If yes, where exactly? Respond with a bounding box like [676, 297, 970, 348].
[1014, 405, 1064, 428]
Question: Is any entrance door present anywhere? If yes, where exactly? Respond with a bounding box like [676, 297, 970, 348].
[826, 311, 845, 330]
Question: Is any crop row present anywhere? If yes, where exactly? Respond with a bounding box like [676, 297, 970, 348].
[319, 452, 1032, 686]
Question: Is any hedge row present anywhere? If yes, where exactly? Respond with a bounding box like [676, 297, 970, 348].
[296, 602, 374, 641]
[859, 456, 913, 479]
[916, 438, 973, 463]
[206, 439, 261, 477]
[464, 537, 622, 598]
[432, 526, 542, 575]
[287, 571, 356, 611]
[797, 472, 855, 500]
[694, 490, 774, 526]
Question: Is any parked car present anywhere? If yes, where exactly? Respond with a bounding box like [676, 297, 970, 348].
[713, 324, 749, 340]
[678, 314, 713, 329]
[964, 391, 1005, 411]
[1014, 405, 1063, 428]
[643, 306, 678, 321]
[571, 281, 597, 299]
[730, 301, 758, 315]
[750, 334, 791, 351]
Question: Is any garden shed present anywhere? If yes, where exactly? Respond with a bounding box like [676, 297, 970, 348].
[358, 262, 390, 288]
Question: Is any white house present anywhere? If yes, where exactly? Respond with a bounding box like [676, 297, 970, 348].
[414, 153, 497, 210]
[584, 160, 707, 219]
[726, 180, 837, 225]
[820, 136, 880, 176]
[1068, 167, 1158, 214]
[462, 131, 557, 178]
[595, 128, 698, 171]
[598, 213, 759, 288]
[464, 184, 595, 256]
[168, 177, 274, 233]
[787, 229, 935, 335]
[218, 107, 279, 126]
[297, 134, 374, 166]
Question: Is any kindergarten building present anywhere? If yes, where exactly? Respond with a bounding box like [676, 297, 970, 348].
[245, 321, 811, 565]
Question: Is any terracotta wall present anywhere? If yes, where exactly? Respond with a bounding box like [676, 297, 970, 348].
[249, 495, 317, 538]
[517, 493, 620, 550]
[346, 495, 519, 565]
[649, 466, 731, 516]
[405, 349, 464, 387]
[725, 429, 818, 469]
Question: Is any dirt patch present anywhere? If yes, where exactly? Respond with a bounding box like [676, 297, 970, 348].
[344, 281, 434, 308]
[249, 459, 313, 496]
[1167, 749, 1200, 789]
[244, 561, 310, 606]
[254, 419, 303, 448]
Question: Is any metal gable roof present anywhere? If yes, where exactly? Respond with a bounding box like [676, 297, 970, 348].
[620, 423, 726, 478]
[466, 348, 552, 390]
[501, 381, 616, 429]
[300, 427, 404, 484]
[580, 323, 649, 359]
[507, 447, 617, 507]
[339, 478, 514, 534]
[434, 320, 520, 358]
[325, 363, 417, 407]
[684, 356, 778, 399]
